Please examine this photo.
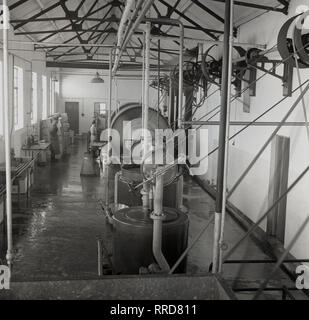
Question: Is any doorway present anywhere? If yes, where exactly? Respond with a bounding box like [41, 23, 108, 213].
[65, 102, 79, 135]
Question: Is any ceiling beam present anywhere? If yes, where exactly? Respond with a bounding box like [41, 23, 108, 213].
[35, 20, 112, 52]
[211, 0, 288, 14]
[11, 17, 112, 23]
[46, 61, 171, 71]
[166, 0, 181, 18]
[158, 0, 218, 40]
[13, 1, 62, 29]
[191, 0, 237, 35]
[9, 0, 31, 11]
[60, 0, 91, 54]
[15, 28, 118, 35]
[37, 0, 112, 43]
[76, 0, 87, 12]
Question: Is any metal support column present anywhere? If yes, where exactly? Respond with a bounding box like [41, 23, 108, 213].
[212, 0, 234, 273]
[3, 0, 13, 270]
[105, 50, 113, 209]
[141, 22, 151, 209]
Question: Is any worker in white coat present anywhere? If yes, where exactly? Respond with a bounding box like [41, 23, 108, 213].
[89, 120, 97, 147]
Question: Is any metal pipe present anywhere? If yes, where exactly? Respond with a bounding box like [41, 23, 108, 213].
[182, 121, 309, 126]
[212, 0, 234, 274]
[8, 41, 116, 48]
[3, 0, 13, 270]
[145, 18, 184, 129]
[114, 171, 121, 208]
[112, 0, 154, 74]
[5, 39, 267, 49]
[151, 174, 170, 272]
[113, 0, 144, 70]
[177, 174, 184, 210]
[224, 259, 309, 264]
[105, 50, 113, 209]
[141, 22, 151, 209]
[168, 76, 173, 126]
[150, 35, 266, 49]
[116, 0, 136, 49]
[97, 238, 103, 276]
[141, 32, 145, 129]
[228, 81, 309, 199]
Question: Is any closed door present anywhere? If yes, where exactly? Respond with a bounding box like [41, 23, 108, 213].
[65, 102, 79, 134]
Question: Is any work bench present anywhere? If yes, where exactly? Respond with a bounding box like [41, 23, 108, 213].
[21, 142, 51, 165]
[0, 149, 43, 228]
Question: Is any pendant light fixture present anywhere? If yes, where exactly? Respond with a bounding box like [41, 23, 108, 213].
[91, 72, 104, 83]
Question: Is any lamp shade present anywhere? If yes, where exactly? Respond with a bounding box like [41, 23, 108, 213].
[91, 72, 104, 83]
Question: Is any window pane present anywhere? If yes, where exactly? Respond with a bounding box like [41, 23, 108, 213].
[42, 75, 47, 119]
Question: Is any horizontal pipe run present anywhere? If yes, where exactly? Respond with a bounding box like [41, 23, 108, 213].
[225, 259, 309, 264]
[233, 287, 299, 292]
[148, 36, 266, 49]
[183, 121, 309, 126]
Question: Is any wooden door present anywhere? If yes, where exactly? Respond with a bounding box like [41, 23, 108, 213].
[65, 102, 79, 135]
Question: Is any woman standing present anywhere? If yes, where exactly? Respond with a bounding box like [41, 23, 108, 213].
[89, 120, 97, 147]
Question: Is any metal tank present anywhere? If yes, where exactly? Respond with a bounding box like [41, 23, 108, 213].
[112, 206, 189, 275]
[101, 102, 184, 209]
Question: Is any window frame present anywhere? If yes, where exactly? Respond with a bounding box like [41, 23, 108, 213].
[94, 102, 107, 117]
[13, 66, 24, 130]
[42, 75, 48, 120]
[31, 71, 38, 124]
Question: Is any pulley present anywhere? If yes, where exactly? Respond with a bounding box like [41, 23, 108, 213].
[277, 12, 309, 68]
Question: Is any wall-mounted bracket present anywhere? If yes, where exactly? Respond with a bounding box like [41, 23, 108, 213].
[245, 60, 293, 97]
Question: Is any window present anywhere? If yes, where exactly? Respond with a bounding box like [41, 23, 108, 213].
[94, 102, 107, 116]
[31, 72, 38, 124]
[50, 78, 58, 115]
[42, 75, 47, 119]
[13, 66, 24, 130]
[49, 78, 53, 115]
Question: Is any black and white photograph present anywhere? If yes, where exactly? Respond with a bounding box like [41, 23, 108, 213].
[0, 0, 309, 304]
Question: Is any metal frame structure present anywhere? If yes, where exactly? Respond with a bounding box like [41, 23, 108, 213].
[4, 0, 309, 301]
[2, 0, 289, 67]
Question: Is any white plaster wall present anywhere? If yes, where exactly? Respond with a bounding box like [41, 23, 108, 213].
[59, 72, 159, 134]
[198, 0, 309, 258]
[0, 27, 57, 163]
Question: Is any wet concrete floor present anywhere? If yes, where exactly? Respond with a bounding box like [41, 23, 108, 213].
[0, 138, 305, 300]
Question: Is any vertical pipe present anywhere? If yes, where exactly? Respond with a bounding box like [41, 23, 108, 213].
[151, 174, 170, 272]
[157, 39, 160, 128]
[178, 23, 184, 129]
[177, 174, 184, 210]
[114, 171, 121, 208]
[141, 32, 145, 128]
[3, 0, 13, 269]
[212, 0, 234, 273]
[144, 22, 150, 157]
[105, 50, 113, 208]
[168, 76, 173, 126]
[142, 22, 151, 209]
[97, 238, 103, 276]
